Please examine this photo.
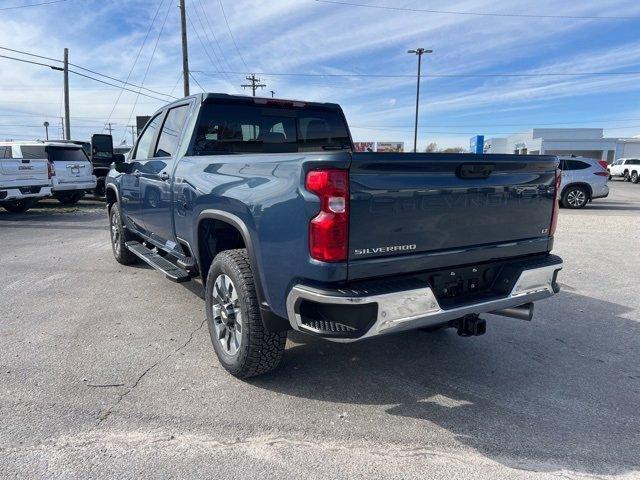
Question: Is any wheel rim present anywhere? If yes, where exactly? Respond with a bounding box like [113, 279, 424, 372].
[111, 210, 121, 256]
[212, 274, 242, 356]
[567, 189, 586, 207]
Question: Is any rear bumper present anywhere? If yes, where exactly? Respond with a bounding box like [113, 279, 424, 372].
[51, 176, 97, 192]
[592, 183, 609, 199]
[286, 255, 562, 342]
[0, 186, 52, 201]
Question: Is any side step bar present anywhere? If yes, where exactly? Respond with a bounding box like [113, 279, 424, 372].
[125, 241, 191, 283]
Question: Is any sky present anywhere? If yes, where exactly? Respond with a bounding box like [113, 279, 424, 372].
[1, 0, 640, 150]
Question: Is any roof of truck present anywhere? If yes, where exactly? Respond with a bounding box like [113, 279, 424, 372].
[158, 92, 342, 110]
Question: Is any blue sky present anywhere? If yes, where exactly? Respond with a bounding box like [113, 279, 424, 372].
[1, 0, 640, 149]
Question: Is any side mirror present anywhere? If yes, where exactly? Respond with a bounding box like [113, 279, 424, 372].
[113, 153, 125, 164]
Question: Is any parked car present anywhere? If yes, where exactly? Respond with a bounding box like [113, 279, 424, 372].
[0, 142, 53, 213]
[106, 93, 563, 378]
[608, 158, 640, 183]
[558, 156, 609, 209]
[27, 142, 97, 204]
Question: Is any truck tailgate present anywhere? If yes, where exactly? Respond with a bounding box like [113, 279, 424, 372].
[348, 152, 558, 279]
[0, 158, 49, 185]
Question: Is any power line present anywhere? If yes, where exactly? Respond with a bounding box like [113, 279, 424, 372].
[123, 0, 173, 142]
[218, 0, 249, 70]
[0, 0, 68, 12]
[194, 0, 238, 84]
[189, 72, 207, 93]
[0, 53, 60, 70]
[314, 0, 640, 20]
[192, 69, 640, 78]
[103, 0, 171, 132]
[241, 74, 266, 96]
[0, 45, 178, 99]
[67, 69, 169, 102]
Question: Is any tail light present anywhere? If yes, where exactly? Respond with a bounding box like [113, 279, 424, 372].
[549, 168, 561, 236]
[593, 171, 609, 177]
[47, 161, 55, 179]
[597, 160, 608, 170]
[306, 169, 349, 262]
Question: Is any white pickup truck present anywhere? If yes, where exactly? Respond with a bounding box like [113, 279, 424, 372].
[0, 142, 52, 213]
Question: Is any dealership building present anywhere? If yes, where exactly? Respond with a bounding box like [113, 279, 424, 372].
[482, 128, 640, 163]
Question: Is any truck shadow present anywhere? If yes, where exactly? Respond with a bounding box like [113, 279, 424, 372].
[251, 290, 640, 475]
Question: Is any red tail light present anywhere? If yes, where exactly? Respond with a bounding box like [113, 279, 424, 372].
[597, 160, 608, 170]
[593, 171, 609, 177]
[306, 169, 349, 262]
[47, 161, 55, 179]
[549, 168, 561, 236]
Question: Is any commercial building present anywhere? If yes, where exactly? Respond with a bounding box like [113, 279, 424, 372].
[483, 128, 640, 163]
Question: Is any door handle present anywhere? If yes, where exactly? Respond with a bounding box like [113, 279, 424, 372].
[159, 172, 170, 181]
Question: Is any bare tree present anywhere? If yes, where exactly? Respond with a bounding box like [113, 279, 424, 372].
[441, 147, 467, 153]
[425, 142, 438, 153]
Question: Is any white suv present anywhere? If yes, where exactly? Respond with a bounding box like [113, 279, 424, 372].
[558, 156, 609, 209]
[15, 142, 97, 204]
[0, 142, 52, 213]
[608, 158, 640, 183]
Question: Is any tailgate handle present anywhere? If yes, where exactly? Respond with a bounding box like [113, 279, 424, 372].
[457, 163, 495, 179]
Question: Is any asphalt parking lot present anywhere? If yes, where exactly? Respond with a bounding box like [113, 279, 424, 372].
[1, 181, 639, 480]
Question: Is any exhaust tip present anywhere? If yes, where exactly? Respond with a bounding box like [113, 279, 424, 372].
[490, 303, 534, 321]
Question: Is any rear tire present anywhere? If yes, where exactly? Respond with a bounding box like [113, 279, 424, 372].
[623, 171, 631, 182]
[109, 203, 138, 265]
[2, 198, 37, 213]
[205, 249, 287, 378]
[55, 192, 84, 205]
[631, 171, 639, 184]
[561, 185, 588, 209]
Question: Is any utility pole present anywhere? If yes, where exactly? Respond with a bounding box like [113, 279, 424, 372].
[105, 123, 114, 135]
[270, 90, 275, 98]
[179, 0, 190, 97]
[63, 47, 71, 140]
[241, 74, 266, 96]
[407, 48, 432, 153]
[128, 125, 136, 146]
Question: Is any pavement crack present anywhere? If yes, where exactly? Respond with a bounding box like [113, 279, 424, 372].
[94, 318, 207, 425]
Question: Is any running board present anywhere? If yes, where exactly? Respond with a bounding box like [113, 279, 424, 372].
[125, 241, 191, 283]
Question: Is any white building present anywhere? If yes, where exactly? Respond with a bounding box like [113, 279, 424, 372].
[483, 128, 640, 163]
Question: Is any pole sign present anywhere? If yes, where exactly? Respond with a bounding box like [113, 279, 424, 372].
[470, 135, 484, 154]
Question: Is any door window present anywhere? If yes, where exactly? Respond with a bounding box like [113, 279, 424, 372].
[133, 114, 162, 160]
[154, 105, 190, 158]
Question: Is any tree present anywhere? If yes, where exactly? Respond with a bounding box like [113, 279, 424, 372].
[441, 147, 467, 153]
[425, 142, 438, 153]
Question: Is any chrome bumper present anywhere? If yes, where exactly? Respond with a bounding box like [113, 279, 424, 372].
[286, 262, 562, 342]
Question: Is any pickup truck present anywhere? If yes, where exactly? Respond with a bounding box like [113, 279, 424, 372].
[0, 141, 53, 213]
[106, 93, 563, 378]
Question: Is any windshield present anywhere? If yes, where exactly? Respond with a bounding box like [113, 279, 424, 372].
[191, 101, 351, 155]
[48, 147, 90, 162]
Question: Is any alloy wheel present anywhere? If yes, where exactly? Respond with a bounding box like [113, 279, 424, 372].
[212, 274, 243, 356]
[111, 210, 121, 256]
[567, 189, 586, 207]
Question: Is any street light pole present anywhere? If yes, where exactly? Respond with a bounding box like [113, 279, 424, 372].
[407, 48, 432, 153]
[43, 121, 49, 140]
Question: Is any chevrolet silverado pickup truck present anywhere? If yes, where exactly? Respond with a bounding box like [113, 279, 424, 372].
[106, 93, 563, 378]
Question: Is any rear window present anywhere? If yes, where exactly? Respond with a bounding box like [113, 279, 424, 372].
[191, 101, 351, 155]
[48, 147, 90, 162]
[20, 146, 47, 159]
[565, 160, 590, 170]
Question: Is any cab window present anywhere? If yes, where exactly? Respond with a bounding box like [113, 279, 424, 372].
[154, 104, 190, 158]
[133, 114, 162, 160]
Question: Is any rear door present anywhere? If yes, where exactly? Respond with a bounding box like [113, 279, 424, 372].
[47, 146, 93, 185]
[1, 145, 49, 188]
[348, 153, 558, 274]
[139, 102, 191, 247]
